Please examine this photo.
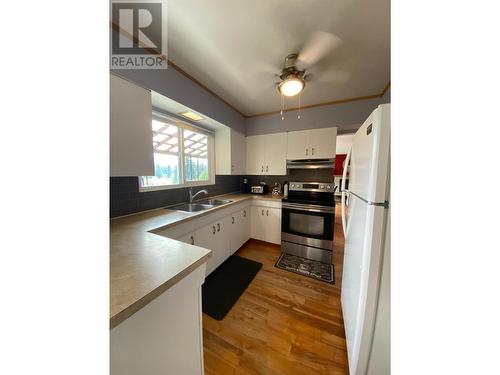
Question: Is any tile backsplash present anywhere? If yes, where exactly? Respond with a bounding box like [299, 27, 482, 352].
[111, 169, 334, 218]
[110, 175, 240, 218]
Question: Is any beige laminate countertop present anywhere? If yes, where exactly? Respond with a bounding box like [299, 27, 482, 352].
[110, 192, 282, 328]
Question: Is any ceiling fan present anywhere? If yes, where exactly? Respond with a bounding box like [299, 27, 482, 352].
[277, 31, 342, 97]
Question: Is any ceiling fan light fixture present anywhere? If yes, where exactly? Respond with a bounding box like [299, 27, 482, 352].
[279, 75, 305, 97]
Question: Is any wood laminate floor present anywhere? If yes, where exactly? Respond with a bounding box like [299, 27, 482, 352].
[202, 204, 348, 374]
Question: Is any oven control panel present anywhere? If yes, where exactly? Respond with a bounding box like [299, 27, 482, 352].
[288, 182, 334, 192]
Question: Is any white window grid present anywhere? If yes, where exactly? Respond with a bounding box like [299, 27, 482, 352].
[139, 114, 214, 191]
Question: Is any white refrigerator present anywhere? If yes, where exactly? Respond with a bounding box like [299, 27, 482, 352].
[341, 104, 390, 375]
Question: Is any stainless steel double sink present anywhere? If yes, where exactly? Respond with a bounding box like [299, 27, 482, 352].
[169, 199, 233, 212]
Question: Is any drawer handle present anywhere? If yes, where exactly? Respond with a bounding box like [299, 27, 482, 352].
[305, 148, 308, 156]
[261, 165, 264, 172]
[232, 216, 235, 224]
[243, 210, 246, 217]
[190, 235, 194, 245]
[217, 223, 220, 232]
[266, 165, 268, 172]
[266, 209, 269, 216]
[312, 147, 315, 155]
[262, 209, 264, 216]
[212, 225, 216, 235]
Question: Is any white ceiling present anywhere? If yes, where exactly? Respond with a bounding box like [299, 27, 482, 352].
[167, 0, 390, 116]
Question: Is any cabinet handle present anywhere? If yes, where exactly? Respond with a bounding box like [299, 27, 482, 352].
[243, 210, 246, 217]
[190, 235, 194, 245]
[261, 165, 264, 172]
[261, 209, 264, 216]
[312, 147, 315, 155]
[306, 148, 309, 156]
[232, 216, 235, 224]
[266, 209, 269, 216]
[231, 165, 234, 172]
[212, 225, 216, 234]
[266, 165, 268, 172]
[217, 223, 220, 232]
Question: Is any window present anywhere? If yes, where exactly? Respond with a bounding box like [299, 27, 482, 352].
[183, 129, 209, 182]
[139, 114, 214, 191]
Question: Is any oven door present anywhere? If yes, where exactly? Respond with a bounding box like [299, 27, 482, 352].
[281, 203, 334, 250]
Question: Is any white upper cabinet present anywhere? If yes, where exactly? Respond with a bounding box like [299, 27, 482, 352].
[286, 130, 310, 159]
[246, 135, 265, 175]
[110, 74, 154, 176]
[308, 127, 337, 159]
[215, 127, 246, 175]
[231, 130, 246, 174]
[286, 127, 337, 160]
[246, 133, 287, 175]
[264, 132, 287, 175]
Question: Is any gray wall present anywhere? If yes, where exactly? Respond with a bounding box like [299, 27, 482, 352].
[110, 175, 240, 217]
[113, 68, 246, 134]
[113, 54, 389, 138]
[245, 90, 390, 136]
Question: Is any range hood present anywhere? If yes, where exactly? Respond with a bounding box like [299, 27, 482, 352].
[286, 158, 335, 169]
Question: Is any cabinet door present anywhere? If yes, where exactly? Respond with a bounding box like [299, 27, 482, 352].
[233, 207, 250, 253]
[309, 127, 337, 159]
[250, 206, 266, 241]
[286, 130, 310, 159]
[194, 221, 220, 276]
[240, 207, 250, 247]
[264, 132, 287, 175]
[217, 216, 232, 261]
[110, 74, 154, 176]
[215, 127, 231, 175]
[177, 232, 195, 245]
[229, 212, 240, 255]
[231, 130, 246, 175]
[262, 207, 282, 244]
[246, 135, 266, 175]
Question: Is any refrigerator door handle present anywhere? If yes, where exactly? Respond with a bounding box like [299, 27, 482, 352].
[341, 147, 352, 237]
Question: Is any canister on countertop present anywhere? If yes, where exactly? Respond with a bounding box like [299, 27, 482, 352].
[272, 182, 282, 195]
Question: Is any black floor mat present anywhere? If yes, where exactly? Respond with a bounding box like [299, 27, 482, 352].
[275, 252, 335, 284]
[202, 255, 262, 320]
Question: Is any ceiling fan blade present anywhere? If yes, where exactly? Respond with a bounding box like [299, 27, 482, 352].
[306, 70, 350, 84]
[297, 31, 342, 68]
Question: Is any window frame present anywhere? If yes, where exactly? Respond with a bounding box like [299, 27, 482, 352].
[138, 113, 215, 192]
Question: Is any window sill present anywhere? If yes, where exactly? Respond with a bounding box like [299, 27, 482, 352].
[138, 180, 215, 193]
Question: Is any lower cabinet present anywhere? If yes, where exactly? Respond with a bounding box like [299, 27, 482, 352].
[167, 200, 281, 277]
[250, 206, 282, 244]
[229, 207, 250, 255]
[194, 217, 231, 276]
[110, 264, 206, 375]
[177, 232, 195, 245]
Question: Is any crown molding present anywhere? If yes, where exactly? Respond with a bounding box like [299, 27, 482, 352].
[110, 22, 390, 120]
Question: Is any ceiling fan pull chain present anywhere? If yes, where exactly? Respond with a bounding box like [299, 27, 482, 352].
[298, 92, 301, 120]
[280, 93, 285, 121]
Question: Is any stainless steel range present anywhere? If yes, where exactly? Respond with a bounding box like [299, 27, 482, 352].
[281, 182, 335, 264]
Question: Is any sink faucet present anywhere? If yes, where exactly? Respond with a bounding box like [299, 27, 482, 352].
[189, 188, 208, 203]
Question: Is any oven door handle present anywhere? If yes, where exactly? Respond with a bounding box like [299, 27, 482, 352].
[282, 203, 334, 214]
